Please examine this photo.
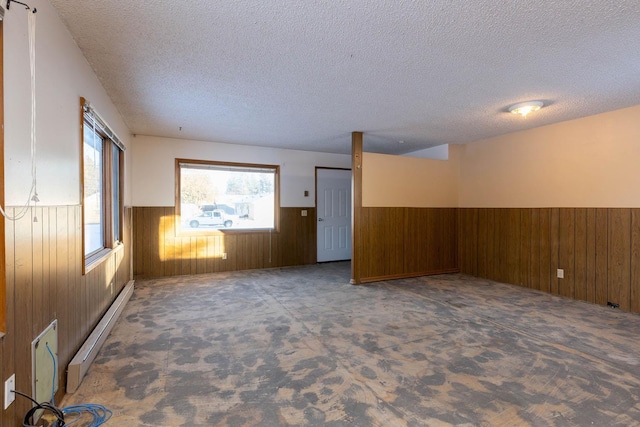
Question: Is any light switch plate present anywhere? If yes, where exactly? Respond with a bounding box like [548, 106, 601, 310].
[557, 269, 564, 279]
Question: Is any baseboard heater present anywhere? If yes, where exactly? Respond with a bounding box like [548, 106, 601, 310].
[67, 280, 135, 393]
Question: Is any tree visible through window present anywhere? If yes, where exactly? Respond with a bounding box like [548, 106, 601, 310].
[177, 160, 279, 231]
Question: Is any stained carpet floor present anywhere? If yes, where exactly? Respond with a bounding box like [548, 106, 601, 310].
[62, 262, 640, 426]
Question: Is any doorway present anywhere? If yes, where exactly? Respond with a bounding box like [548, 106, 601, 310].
[316, 168, 351, 262]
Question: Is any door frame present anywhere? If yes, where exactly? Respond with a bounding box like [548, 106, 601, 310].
[315, 167, 352, 263]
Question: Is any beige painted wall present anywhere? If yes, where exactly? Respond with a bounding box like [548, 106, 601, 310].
[459, 105, 640, 208]
[131, 135, 351, 207]
[4, 1, 131, 206]
[362, 147, 460, 207]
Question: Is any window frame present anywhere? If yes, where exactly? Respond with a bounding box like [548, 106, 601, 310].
[175, 158, 280, 235]
[81, 98, 124, 273]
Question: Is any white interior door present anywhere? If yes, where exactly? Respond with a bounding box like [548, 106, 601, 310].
[317, 168, 351, 262]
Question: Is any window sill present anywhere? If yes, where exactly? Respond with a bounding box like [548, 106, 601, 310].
[84, 242, 124, 275]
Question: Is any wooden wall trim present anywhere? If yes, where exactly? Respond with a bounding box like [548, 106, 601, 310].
[459, 208, 640, 315]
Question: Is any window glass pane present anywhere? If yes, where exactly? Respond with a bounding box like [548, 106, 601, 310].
[84, 123, 104, 255]
[180, 164, 276, 231]
[112, 145, 121, 242]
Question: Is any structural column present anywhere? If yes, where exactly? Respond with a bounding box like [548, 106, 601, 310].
[351, 131, 363, 285]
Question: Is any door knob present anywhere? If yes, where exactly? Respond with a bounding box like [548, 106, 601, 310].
[318, 218, 324, 221]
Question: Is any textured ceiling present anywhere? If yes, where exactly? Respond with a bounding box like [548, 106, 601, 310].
[50, 0, 640, 155]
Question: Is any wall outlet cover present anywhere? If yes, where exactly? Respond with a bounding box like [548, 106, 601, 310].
[4, 374, 15, 409]
[557, 269, 564, 279]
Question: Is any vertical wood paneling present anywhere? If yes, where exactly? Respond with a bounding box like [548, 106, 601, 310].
[631, 209, 640, 314]
[595, 209, 609, 306]
[486, 209, 496, 280]
[427, 209, 444, 271]
[14, 213, 36, 418]
[558, 208, 575, 299]
[459, 207, 639, 314]
[520, 209, 531, 288]
[443, 208, 458, 270]
[133, 207, 317, 278]
[530, 209, 540, 291]
[539, 209, 551, 293]
[585, 209, 597, 303]
[2, 209, 17, 426]
[477, 209, 488, 278]
[493, 209, 507, 283]
[574, 209, 588, 302]
[608, 209, 631, 311]
[404, 209, 422, 273]
[2, 205, 131, 425]
[507, 209, 521, 286]
[550, 208, 560, 295]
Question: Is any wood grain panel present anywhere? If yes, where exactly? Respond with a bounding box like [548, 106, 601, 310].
[477, 209, 489, 278]
[2, 205, 131, 422]
[550, 208, 560, 295]
[404, 208, 425, 273]
[574, 208, 588, 302]
[595, 209, 609, 306]
[539, 209, 551, 293]
[443, 208, 458, 270]
[529, 209, 540, 291]
[493, 209, 506, 283]
[520, 209, 531, 288]
[608, 209, 631, 311]
[486, 209, 496, 280]
[133, 207, 317, 278]
[585, 209, 597, 303]
[425, 209, 442, 271]
[461, 207, 639, 314]
[631, 209, 640, 314]
[2, 208, 17, 426]
[558, 208, 575, 298]
[361, 207, 458, 282]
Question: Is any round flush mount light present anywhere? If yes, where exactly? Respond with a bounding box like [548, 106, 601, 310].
[508, 101, 544, 118]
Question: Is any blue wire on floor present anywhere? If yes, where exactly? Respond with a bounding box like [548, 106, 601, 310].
[62, 404, 113, 427]
[46, 342, 113, 426]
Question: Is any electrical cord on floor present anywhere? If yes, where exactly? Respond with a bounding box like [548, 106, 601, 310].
[13, 390, 65, 427]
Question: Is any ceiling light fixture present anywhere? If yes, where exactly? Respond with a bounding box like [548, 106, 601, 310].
[508, 101, 544, 118]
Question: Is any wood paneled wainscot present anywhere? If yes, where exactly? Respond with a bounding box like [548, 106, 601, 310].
[359, 207, 459, 282]
[1, 206, 132, 425]
[458, 208, 640, 314]
[133, 207, 317, 279]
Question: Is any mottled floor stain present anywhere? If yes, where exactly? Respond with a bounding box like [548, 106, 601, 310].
[62, 263, 640, 426]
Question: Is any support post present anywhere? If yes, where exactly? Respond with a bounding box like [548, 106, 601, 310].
[351, 132, 363, 285]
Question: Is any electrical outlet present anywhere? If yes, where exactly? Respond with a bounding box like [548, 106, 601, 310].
[222, 253, 227, 260]
[4, 374, 15, 409]
[557, 269, 564, 279]
[301, 210, 308, 217]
